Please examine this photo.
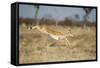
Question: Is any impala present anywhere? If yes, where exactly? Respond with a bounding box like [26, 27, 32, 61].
[28, 25, 73, 46]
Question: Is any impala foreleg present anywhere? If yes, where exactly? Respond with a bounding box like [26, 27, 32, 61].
[65, 38, 70, 46]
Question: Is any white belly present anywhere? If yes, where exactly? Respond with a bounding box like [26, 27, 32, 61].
[49, 34, 59, 40]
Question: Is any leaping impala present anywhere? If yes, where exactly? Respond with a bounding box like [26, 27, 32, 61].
[28, 25, 74, 46]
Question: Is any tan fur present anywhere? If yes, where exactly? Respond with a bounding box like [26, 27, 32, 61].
[28, 25, 73, 45]
[43, 25, 64, 35]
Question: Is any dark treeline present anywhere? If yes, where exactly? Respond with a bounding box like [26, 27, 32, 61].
[19, 17, 96, 27]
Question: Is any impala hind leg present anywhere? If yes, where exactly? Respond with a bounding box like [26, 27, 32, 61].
[48, 37, 56, 47]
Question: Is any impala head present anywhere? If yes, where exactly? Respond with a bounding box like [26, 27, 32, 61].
[66, 28, 74, 37]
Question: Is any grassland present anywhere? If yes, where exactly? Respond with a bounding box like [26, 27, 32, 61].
[19, 25, 96, 64]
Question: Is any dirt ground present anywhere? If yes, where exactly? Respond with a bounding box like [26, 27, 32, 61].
[19, 25, 96, 64]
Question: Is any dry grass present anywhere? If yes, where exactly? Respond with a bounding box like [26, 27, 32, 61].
[19, 25, 96, 64]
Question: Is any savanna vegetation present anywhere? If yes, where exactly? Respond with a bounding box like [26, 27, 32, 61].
[19, 6, 96, 64]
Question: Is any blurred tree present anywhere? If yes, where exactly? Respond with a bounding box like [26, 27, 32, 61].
[64, 17, 72, 26]
[83, 8, 93, 22]
[74, 14, 79, 20]
[34, 5, 40, 25]
[40, 14, 55, 25]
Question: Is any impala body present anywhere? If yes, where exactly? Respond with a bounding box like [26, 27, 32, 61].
[28, 25, 73, 45]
